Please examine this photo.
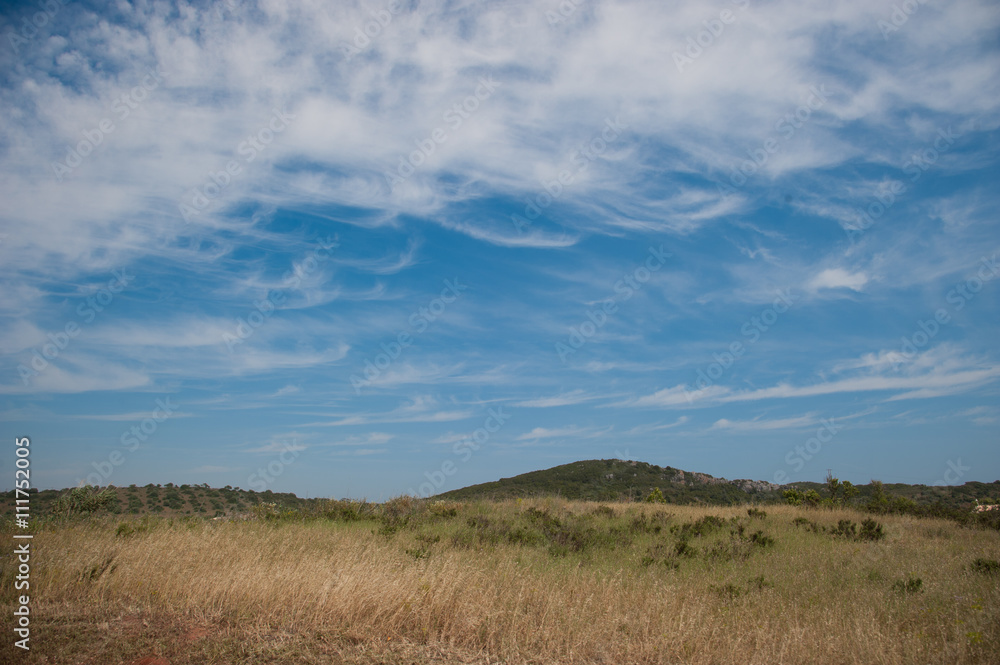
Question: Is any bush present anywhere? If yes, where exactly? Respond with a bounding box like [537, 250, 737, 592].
[858, 518, 885, 541]
[832, 520, 857, 539]
[51, 486, 116, 516]
[671, 515, 726, 538]
[674, 539, 697, 558]
[319, 498, 373, 522]
[892, 575, 923, 593]
[782, 489, 804, 506]
[629, 512, 671, 534]
[747, 507, 767, 519]
[429, 500, 459, 518]
[971, 558, 1000, 575]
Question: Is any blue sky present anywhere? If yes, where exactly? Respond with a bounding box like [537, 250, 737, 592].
[1, 0, 998, 499]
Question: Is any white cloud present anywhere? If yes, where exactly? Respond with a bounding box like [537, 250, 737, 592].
[273, 384, 301, 397]
[620, 383, 729, 408]
[809, 268, 868, 292]
[328, 432, 395, 447]
[710, 413, 819, 432]
[515, 425, 609, 441]
[513, 390, 595, 408]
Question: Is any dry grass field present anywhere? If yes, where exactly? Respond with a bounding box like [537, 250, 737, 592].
[2, 499, 998, 664]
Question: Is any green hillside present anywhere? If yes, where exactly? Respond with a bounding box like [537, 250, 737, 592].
[436, 459, 781, 503]
[0, 482, 317, 520]
[435, 459, 1000, 510]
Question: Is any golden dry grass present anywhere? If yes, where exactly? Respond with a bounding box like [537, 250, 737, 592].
[1, 500, 998, 664]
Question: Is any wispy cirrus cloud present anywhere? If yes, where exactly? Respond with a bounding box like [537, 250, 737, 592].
[1, 0, 998, 494]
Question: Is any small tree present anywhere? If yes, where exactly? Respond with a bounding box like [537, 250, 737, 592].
[867, 480, 890, 514]
[825, 471, 841, 503]
[644, 487, 667, 504]
[782, 488, 805, 506]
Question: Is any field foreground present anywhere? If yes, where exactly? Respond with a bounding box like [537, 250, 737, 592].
[1, 500, 998, 664]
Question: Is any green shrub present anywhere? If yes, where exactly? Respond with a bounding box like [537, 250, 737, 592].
[51, 486, 116, 516]
[971, 558, 999, 574]
[320, 498, 373, 521]
[892, 575, 923, 593]
[429, 501, 459, 518]
[832, 520, 857, 539]
[251, 502, 281, 520]
[629, 512, 671, 534]
[782, 489, 804, 506]
[671, 515, 726, 538]
[674, 539, 698, 558]
[747, 507, 767, 519]
[640, 542, 681, 569]
[858, 518, 885, 541]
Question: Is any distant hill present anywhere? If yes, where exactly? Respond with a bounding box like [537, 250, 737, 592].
[0, 483, 318, 520]
[2, 460, 998, 519]
[434, 459, 1000, 509]
[435, 459, 781, 503]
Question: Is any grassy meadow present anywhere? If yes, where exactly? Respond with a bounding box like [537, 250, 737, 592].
[1, 498, 998, 664]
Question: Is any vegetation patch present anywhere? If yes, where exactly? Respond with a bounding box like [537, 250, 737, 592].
[892, 575, 924, 594]
[971, 558, 999, 575]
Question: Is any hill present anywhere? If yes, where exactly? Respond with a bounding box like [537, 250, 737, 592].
[436, 459, 781, 503]
[0, 482, 318, 520]
[435, 459, 1000, 509]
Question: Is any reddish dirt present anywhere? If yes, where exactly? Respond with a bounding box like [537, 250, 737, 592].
[184, 625, 210, 642]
